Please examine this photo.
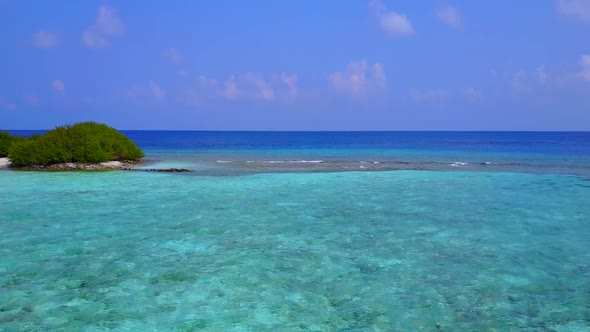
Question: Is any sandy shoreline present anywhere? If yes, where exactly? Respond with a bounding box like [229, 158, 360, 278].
[0, 157, 11, 168]
[0, 158, 142, 171]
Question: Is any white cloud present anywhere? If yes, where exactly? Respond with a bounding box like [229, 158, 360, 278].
[510, 66, 561, 93]
[373, 63, 386, 89]
[0, 97, 17, 111]
[370, 0, 415, 36]
[124, 85, 145, 105]
[579, 54, 590, 81]
[536, 65, 548, 83]
[149, 81, 165, 100]
[124, 81, 168, 106]
[178, 76, 219, 105]
[165, 48, 182, 64]
[197, 76, 218, 89]
[330, 62, 367, 96]
[24, 93, 40, 106]
[464, 87, 483, 102]
[329, 60, 387, 97]
[410, 88, 449, 102]
[380, 12, 415, 36]
[52, 80, 65, 94]
[223, 76, 239, 100]
[179, 72, 300, 105]
[557, 0, 590, 23]
[511, 68, 553, 93]
[280, 74, 298, 98]
[32, 30, 58, 49]
[246, 74, 274, 101]
[511, 70, 531, 93]
[82, 5, 126, 48]
[437, 4, 462, 29]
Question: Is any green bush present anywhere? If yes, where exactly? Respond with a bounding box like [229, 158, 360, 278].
[0, 131, 25, 157]
[7, 122, 144, 166]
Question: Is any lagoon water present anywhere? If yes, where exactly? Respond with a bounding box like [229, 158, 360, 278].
[1, 131, 589, 331]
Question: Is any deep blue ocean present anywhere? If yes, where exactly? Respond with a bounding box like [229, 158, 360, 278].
[11, 130, 590, 154]
[1, 131, 589, 330]
[123, 131, 590, 154]
[131, 131, 590, 176]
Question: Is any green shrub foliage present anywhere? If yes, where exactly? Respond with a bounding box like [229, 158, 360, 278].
[0, 131, 25, 157]
[7, 122, 144, 166]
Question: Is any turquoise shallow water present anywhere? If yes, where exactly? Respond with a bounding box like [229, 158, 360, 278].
[1, 170, 589, 331]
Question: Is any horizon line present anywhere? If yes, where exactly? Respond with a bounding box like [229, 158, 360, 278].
[4, 129, 590, 133]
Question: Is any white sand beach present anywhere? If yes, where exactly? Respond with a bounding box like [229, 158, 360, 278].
[0, 158, 11, 168]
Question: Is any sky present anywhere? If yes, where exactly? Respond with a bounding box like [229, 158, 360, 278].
[1, 0, 590, 130]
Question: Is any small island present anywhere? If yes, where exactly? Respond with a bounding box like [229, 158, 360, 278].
[0, 122, 144, 171]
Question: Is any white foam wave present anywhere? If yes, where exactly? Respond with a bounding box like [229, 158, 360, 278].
[293, 160, 323, 163]
[450, 162, 469, 167]
[247, 160, 324, 164]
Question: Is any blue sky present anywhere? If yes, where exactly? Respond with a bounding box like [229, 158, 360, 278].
[1, 0, 589, 130]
